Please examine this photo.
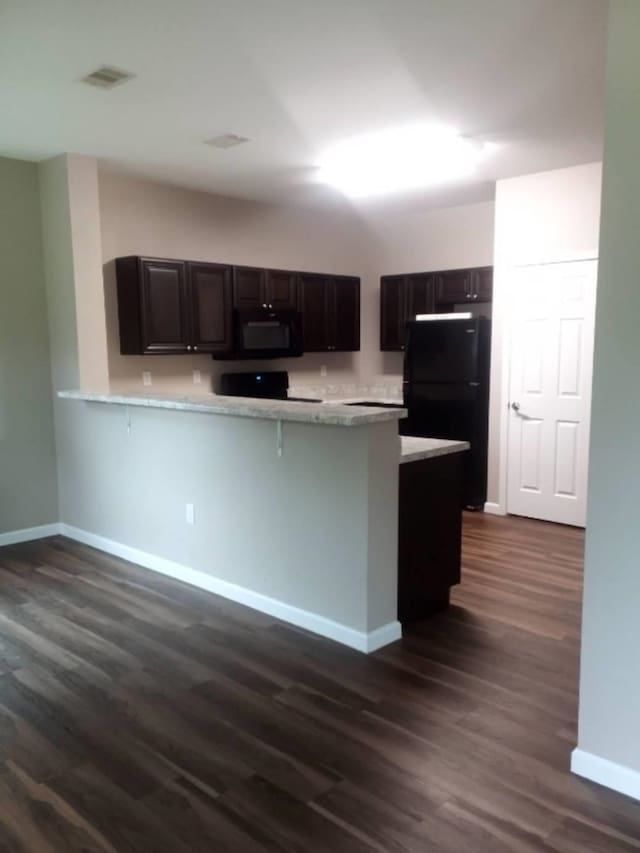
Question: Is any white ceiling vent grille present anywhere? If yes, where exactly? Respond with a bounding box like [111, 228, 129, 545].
[81, 66, 135, 89]
[204, 134, 250, 150]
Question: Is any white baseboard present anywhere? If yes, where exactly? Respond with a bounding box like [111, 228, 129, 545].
[364, 621, 403, 653]
[59, 523, 401, 654]
[484, 502, 506, 516]
[572, 748, 640, 802]
[0, 523, 61, 547]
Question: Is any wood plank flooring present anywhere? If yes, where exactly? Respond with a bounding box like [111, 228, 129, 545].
[0, 513, 638, 851]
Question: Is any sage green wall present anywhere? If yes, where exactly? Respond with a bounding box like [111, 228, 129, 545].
[577, 0, 640, 780]
[0, 157, 58, 533]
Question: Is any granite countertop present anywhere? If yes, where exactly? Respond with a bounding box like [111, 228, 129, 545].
[58, 390, 407, 427]
[400, 436, 470, 464]
[321, 396, 403, 406]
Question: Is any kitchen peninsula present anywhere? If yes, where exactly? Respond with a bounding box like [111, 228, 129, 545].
[56, 391, 467, 652]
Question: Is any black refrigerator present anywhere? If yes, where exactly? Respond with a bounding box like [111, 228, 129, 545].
[401, 317, 491, 509]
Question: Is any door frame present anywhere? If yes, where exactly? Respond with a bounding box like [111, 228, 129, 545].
[489, 250, 599, 519]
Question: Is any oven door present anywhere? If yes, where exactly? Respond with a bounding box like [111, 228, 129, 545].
[231, 309, 303, 359]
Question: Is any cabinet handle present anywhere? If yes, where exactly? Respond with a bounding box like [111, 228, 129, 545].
[269, 303, 273, 309]
[473, 293, 478, 300]
[187, 345, 192, 351]
[193, 345, 198, 350]
[262, 303, 267, 309]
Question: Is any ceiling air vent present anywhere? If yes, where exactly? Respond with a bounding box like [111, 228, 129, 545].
[81, 66, 135, 89]
[204, 134, 250, 150]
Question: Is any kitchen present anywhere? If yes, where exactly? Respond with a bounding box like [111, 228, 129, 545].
[53, 160, 498, 650]
[5, 3, 639, 847]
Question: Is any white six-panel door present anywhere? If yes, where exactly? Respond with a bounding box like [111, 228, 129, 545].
[507, 259, 597, 527]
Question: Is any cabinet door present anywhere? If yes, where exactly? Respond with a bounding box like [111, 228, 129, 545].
[188, 262, 233, 353]
[140, 258, 189, 353]
[380, 275, 406, 351]
[435, 269, 471, 305]
[471, 267, 493, 302]
[406, 273, 435, 319]
[266, 269, 298, 310]
[233, 266, 266, 308]
[332, 276, 360, 352]
[299, 273, 330, 351]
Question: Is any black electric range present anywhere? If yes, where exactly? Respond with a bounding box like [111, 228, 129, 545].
[219, 371, 321, 403]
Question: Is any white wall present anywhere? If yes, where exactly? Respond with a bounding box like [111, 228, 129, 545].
[0, 157, 58, 535]
[56, 399, 400, 645]
[574, 0, 640, 800]
[39, 155, 81, 392]
[99, 169, 373, 393]
[488, 162, 603, 508]
[98, 168, 495, 394]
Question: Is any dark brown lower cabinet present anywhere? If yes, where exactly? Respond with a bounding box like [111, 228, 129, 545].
[397, 451, 465, 621]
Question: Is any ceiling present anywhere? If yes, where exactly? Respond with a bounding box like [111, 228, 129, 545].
[0, 0, 608, 210]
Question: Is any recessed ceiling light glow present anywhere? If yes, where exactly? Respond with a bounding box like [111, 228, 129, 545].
[317, 123, 491, 198]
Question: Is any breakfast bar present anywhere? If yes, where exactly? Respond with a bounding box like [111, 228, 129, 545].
[56, 391, 468, 650]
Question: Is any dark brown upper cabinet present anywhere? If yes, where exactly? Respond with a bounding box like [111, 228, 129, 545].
[266, 269, 298, 310]
[381, 275, 406, 351]
[188, 262, 233, 353]
[332, 275, 361, 352]
[299, 273, 360, 352]
[435, 269, 471, 305]
[232, 266, 298, 310]
[470, 267, 493, 302]
[116, 256, 232, 355]
[381, 266, 493, 350]
[380, 274, 435, 351]
[233, 266, 264, 309]
[435, 266, 493, 306]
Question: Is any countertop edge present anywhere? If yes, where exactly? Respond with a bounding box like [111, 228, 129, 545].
[57, 391, 408, 427]
[400, 437, 470, 464]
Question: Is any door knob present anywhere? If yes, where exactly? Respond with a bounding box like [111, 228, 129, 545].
[511, 402, 521, 411]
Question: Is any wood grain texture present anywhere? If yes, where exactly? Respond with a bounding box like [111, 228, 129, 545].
[0, 514, 638, 851]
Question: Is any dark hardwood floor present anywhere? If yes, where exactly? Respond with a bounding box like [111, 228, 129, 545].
[0, 513, 639, 851]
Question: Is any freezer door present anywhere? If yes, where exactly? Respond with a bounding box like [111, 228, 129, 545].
[403, 382, 479, 441]
[404, 319, 480, 384]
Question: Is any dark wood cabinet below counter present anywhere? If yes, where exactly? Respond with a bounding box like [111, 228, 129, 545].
[116, 256, 232, 355]
[398, 451, 465, 621]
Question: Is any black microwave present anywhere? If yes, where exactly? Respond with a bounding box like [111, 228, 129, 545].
[213, 308, 303, 360]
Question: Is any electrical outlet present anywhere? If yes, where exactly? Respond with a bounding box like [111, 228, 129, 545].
[142, 371, 152, 387]
[193, 369, 201, 385]
[320, 365, 327, 377]
[185, 503, 195, 525]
